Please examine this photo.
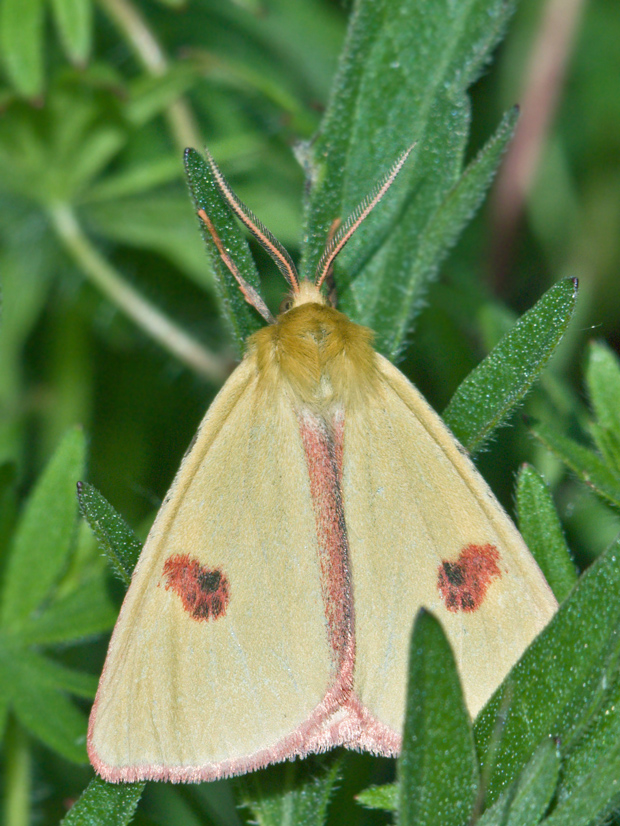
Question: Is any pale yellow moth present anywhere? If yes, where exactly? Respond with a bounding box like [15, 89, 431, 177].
[88, 147, 557, 783]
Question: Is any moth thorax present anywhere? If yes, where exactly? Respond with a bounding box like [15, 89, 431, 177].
[250, 302, 378, 409]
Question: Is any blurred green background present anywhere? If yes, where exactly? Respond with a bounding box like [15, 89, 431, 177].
[0, 0, 619, 823]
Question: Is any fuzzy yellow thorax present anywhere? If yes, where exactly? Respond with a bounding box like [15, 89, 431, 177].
[248, 282, 378, 410]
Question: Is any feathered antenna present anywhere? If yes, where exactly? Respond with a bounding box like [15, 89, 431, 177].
[205, 149, 299, 293]
[315, 144, 416, 289]
[197, 208, 275, 324]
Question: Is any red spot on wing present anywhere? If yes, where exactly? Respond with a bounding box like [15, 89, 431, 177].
[162, 553, 230, 621]
[437, 544, 501, 613]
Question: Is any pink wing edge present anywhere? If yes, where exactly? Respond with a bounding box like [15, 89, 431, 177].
[87, 656, 400, 783]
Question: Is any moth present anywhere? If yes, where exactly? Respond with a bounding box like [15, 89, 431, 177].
[88, 147, 557, 782]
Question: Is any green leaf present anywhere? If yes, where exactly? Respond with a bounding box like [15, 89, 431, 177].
[587, 421, 620, 478]
[236, 757, 341, 826]
[0, 81, 126, 205]
[193, 50, 316, 134]
[1, 428, 86, 629]
[0, 462, 18, 561]
[0, 439, 118, 767]
[60, 126, 126, 203]
[126, 66, 198, 127]
[61, 777, 145, 826]
[585, 341, 620, 472]
[77, 482, 141, 586]
[0, 656, 12, 740]
[84, 157, 182, 202]
[529, 420, 620, 509]
[51, 0, 92, 65]
[11, 666, 88, 763]
[586, 341, 620, 434]
[543, 674, 620, 826]
[3, 715, 30, 825]
[356, 782, 397, 811]
[184, 147, 264, 354]
[15, 649, 97, 698]
[474, 539, 620, 805]
[399, 610, 478, 826]
[18, 570, 116, 645]
[516, 465, 578, 602]
[84, 193, 212, 286]
[477, 738, 560, 826]
[385, 108, 518, 352]
[443, 279, 579, 453]
[301, 0, 518, 358]
[0, 0, 45, 97]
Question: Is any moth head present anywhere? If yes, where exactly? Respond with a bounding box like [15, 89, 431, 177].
[288, 280, 326, 311]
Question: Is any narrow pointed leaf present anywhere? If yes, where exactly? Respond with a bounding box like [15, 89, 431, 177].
[77, 482, 141, 585]
[301, 0, 519, 357]
[585, 341, 620, 471]
[544, 676, 620, 826]
[1, 428, 86, 629]
[372, 108, 517, 359]
[586, 341, 620, 434]
[12, 678, 88, 763]
[84, 193, 209, 284]
[516, 465, 578, 602]
[0, 653, 12, 740]
[0, 642, 97, 744]
[126, 66, 198, 127]
[474, 540, 620, 804]
[59, 126, 126, 201]
[529, 421, 620, 508]
[399, 610, 478, 826]
[236, 757, 341, 826]
[184, 147, 264, 354]
[18, 571, 117, 645]
[0, 462, 17, 557]
[51, 0, 92, 65]
[356, 782, 397, 811]
[19, 651, 98, 698]
[543, 777, 620, 826]
[587, 422, 620, 476]
[477, 738, 560, 826]
[0, 0, 45, 97]
[443, 279, 578, 453]
[61, 777, 145, 826]
[84, 157, 181, 202]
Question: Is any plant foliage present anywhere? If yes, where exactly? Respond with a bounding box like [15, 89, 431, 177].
[0, 0, 618, 824]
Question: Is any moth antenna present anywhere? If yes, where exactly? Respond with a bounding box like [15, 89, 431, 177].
[315, 143, 416, 289]
[323, 218, 341, 307]
[198, 209, 275, 324]
[205, 149, 300, 293]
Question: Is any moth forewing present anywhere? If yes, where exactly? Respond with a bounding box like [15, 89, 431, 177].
[88, 147, 557, 782]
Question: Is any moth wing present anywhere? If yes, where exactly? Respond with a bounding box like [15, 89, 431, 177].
[88, 357, 333, 782]
[344, 354, 557, 737]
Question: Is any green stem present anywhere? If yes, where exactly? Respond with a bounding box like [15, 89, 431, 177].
[4, 716, 30, 826]
[96, 0, 203, 152]
[49, 203, 228, 382]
